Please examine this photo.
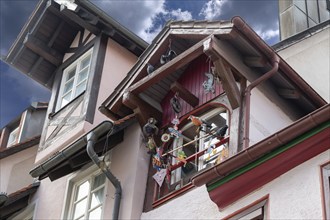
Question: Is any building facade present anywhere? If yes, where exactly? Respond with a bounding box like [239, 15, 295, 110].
[2, 0, 329, 219]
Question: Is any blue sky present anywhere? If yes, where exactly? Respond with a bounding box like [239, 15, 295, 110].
[0, 0, 280, 128]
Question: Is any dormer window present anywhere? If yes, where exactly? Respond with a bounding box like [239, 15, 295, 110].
[57, 49, 93, 111]
[7, 127, 19, 147]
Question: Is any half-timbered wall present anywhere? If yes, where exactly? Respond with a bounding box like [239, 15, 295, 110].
[161, 55, 224, 126]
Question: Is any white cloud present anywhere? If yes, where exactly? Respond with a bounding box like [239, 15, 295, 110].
[94, 1, 193, 43]
[254, 22, 280, 41]
[199, 0, 229, 20]
[168, 8, 193, 21]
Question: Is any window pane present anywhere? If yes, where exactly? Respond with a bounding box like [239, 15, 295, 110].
[90, 188, 104, 209]
[75, 181, 90, 201]
[75, 81, 87, 97]
[63, 80, 74, 94]
[92, 173, 106, 190]
[7, 127, 19, 147]
[88, 207, 102, 220]
[80, 55, 91, 70]
[61, 91, 72, 107]
[73, 198, 87, 219]
[78, 68, 88, 83]
[67, 68, 76, 81]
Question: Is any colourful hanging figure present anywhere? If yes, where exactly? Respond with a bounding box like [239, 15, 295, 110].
[146, 137, 157, 154]
[152, 147, 164, 171]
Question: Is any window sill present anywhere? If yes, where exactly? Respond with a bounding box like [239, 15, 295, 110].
[49, 92, 85, 119]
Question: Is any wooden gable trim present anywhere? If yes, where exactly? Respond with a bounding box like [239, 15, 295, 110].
[128, 36, 212, 94]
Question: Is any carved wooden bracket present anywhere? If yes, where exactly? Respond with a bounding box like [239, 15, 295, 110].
[203, 37, 241, 109]
[170, 81, 199, 107]
[122, 91, 162, 125]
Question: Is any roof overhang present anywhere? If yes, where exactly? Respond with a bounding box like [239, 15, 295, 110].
[0, 136, 40, 159]
[5, 0, 147, 89]
[0, 182, 40, 220]
[191, 104, 330, 209]
[29, 119, 133, 181]
[100, 17, 326, 126]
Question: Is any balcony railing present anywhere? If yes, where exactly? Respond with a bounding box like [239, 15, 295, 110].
[152, 136, 229, 207]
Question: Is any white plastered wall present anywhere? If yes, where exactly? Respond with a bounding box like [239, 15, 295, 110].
[141, 150, 329, 219]
[0, 146, 38, 194]
[277, 27, 330, 102]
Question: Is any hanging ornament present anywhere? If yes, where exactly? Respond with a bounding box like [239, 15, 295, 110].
[170, 92, 182, 114]
[215, 146, 229, 164]
[143, 118, 159, 138]
[153, 168, 167, 187]
[202, 57, 215, 94]
[168, 127, 182, 138]
[161, 133, 171, 143]
[152, 146, 165, 171]
[177, 150, 187, 166]
[146, 137, 157, 154]
[160, 39, 177, 65]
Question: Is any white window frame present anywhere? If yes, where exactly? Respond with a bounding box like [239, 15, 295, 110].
[321, 162, 330, 219]
[224, 196, 268, 220]
[56, 48, 93, 111]
[62, 165, 108, 220]
[7, 126, 19, 147]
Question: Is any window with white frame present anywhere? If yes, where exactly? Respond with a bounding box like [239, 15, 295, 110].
[57, 49, 93, 110]
[225, 197, 268, 220]
[7, 126, 19, 147]
[67, 171, 106, 220]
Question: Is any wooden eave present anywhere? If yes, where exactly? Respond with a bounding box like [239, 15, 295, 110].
[101, 18, 326, 126]
[5, 0, 147, 89]
[0, 182, 40, 220]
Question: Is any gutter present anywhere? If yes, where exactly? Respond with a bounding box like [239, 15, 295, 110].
[86, 128, 122, 220]
[232, 16, 326, 109]
[192, 103, 330, 187]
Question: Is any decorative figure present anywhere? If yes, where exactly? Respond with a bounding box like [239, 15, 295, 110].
[170, 93, 182, 114]
[215, 146, 229, 164]
[152, 147, 164, 171]
[203, 59, 216, 94]
[203, 72, 215, 94]
[146, 137, 157, 154]
[171, 116, 180, 130]
[143, 118, 159, 138]
[188, 115, 212, 132]
[214, 125, 228, 139]
[146, 63, 155, 75]
[168, 127, 182, 138]
[160, 39, 177, 65]
[177, 150, 187, 166]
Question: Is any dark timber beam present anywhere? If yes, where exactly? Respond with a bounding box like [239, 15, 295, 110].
[24, 34, 62, 66]
[277, 88, 301, 99]
[204, 39, 241, 109]
[122, 91, 162, 125]
[244, 57, 267, 68]
[170, 81, 199, 107]
[128, 36, 212, 94]
[60, 5, 100, 35]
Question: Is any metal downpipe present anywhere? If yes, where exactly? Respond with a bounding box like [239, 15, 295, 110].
[243, 55, 280, 149]
[86, 132, 122, 220]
